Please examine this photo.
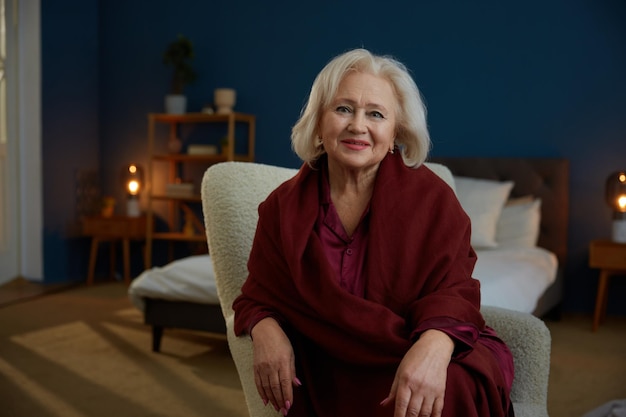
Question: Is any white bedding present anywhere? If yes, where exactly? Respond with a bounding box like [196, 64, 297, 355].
[129, 247, 557, 315]
[474, 247, 558, 313]
[128, 254, 219, 312]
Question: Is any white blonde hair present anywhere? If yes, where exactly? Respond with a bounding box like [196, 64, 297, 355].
[291, 48, 431, 167]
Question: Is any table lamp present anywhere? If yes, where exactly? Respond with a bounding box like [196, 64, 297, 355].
[605, 170, 626, 243]
[123, 163, 143, 217]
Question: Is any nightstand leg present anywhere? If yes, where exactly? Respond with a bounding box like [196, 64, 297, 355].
[142, 243, 149, 271]
[592, 271, 610, 332]
[123, 238, 131, 285]
[87, 237, 100, 285]
[600, 273, 610, 324]
[109, 241, 116, 280]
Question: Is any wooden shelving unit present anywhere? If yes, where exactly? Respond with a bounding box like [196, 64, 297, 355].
[145, 112, 255, 266]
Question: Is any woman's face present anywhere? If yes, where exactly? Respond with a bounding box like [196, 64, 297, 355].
[319, 71, 397, 174]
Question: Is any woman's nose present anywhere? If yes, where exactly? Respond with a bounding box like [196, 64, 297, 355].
[348, 111, 367, 133]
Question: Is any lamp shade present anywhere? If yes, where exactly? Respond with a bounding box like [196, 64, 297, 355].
[605, 171, 626, 243]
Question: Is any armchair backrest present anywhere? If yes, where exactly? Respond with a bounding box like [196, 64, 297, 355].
[202, 162, 299, 320]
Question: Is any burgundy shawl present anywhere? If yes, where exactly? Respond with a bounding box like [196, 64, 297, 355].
[233, 153, 513, 417]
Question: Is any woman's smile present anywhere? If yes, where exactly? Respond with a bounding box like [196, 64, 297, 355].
[341, 138, 371, 151]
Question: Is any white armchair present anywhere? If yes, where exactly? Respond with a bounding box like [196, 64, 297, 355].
[201, 161, 551, 417]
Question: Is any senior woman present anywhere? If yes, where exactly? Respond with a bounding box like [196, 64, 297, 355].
[232, 48, 514, 417]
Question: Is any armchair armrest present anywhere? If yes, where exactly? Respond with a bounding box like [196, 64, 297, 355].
[481, 305, 551, 417]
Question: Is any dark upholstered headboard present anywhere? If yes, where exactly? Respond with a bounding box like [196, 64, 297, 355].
[428, 157, 570, 267]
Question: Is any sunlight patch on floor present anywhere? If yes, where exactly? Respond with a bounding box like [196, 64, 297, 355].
[113, 307, 144, 322]
[0, 355, 88, 417]
[10, 320, 214, 417]
[101, 320, 247, 415]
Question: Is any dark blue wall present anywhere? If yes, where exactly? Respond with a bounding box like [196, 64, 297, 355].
[42, 0, 626, 314]
[42, 0, 100, 282]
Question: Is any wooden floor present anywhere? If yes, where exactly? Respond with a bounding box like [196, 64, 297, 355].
[0, 277, 78, 308]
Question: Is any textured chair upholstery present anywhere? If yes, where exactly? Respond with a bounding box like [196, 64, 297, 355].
[201, 161, 551, 417]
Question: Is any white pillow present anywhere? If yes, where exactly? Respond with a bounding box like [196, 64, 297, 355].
[453, 176, 514, 248]
[424, 162, 456, 193]
[496, 197, 541, 248]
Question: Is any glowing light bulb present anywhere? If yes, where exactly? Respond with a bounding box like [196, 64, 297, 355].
[128, 179, 140, 195]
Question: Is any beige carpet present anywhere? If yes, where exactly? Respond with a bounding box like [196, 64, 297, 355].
[0, 282, 624, 417]
[0, 283, 247, 417]
[546, 312, 626, 417]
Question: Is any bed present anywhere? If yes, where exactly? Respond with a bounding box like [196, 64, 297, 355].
[430, 157, 569, 318]
[128, 157, 569, 351]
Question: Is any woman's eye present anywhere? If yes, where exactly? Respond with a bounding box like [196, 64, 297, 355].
[335, 105, 351, 113]
[370, 111, 384, 119]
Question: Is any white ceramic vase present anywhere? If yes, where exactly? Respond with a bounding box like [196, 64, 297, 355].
[126, 196, 141, 217]
[214, 88, 236, 114]
[165, 94, 187, 114]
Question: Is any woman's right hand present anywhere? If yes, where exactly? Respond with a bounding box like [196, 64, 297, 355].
[250, 317, 301, 415]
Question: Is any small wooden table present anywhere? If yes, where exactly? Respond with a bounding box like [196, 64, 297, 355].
[589, 239, 626, 331]
[82, 215, 148, 285]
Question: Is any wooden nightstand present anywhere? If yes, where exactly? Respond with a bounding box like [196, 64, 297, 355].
[82, 215, 148, 285]
[589, 239, 626, 331]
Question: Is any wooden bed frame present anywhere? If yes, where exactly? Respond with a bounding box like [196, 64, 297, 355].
[144, 299, 225, 352]
[144, 157, 569, 351]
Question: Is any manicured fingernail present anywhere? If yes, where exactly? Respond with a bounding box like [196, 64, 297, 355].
[262, 398, 268, 406]
[281, 407, 288, 416]
[294, 377, 302, 386]
[285, 400, 291, 410]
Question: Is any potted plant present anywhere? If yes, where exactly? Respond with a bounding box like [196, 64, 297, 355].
[162, 34, 197, 114]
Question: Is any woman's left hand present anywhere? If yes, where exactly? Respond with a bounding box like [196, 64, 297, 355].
[380, 329, 454, 417]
